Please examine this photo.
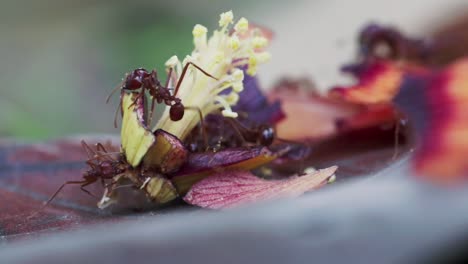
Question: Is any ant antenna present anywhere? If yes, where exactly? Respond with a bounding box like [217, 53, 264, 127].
[111, 91, 124, 128]
[106, 78, 126, 104]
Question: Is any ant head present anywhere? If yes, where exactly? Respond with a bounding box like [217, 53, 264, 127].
[258, 125, 275, 146]
[169, 101, 185, 121]
[125, 68, 149, 90]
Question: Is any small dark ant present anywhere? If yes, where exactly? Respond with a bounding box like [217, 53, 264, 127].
[106, 62, 218, 127]
[227, 118, 276, 146]
[43, 140, 128, 207]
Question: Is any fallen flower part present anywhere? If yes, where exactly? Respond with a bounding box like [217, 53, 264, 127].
[330, 61, 410, 104]
[331, 23, 468, 182]
[184, 166, 337, 209]
[171, 146, 289, 194]
[396, 58, 468, 181]
[357, 22, 468, 66]
[268, 78, 400, 142]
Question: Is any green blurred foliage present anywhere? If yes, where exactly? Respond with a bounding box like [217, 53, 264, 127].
[0, 0, 275, 140]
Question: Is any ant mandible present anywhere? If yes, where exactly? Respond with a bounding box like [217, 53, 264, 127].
[107, 62, 218, 127]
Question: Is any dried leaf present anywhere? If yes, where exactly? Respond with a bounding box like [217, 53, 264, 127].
[184, 166, 337, 209]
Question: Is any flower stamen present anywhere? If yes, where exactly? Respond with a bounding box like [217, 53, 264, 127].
[154, 11, 271, 140]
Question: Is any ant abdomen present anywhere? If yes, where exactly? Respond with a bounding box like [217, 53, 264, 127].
[170, 102, 185, 121]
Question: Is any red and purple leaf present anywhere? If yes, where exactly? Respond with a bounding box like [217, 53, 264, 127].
[394, 58, 468, 181]
[331, 55, 468, 181]
[184, 166, 337, 209]
[171, 146, 288, 194]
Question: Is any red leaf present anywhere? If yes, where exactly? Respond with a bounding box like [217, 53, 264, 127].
[184, 166, 337, 209]
[0, 136, 123, 240]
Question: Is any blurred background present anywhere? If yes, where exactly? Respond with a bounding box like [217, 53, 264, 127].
[1, 0, 467, 140]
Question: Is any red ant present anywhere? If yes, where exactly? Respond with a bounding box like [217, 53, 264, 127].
[43, 140, 128, 207]
[106, 62, 218, 127]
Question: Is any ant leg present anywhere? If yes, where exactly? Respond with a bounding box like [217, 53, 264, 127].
[184, 106, 208, 149]
[225, 118, 249, 146]
[80, 180, 99, 199]
[148, 68, 173, 126]
[128, 86, 146, 109]
[174, 62, 219, 96]
[82, 140, 117, 162]
[95, 142, 109, 153]
[148, 94, 157, 127]
[43, 180, 88, 206]
[95, 143, 120, 158]
[164, 67, 173, 88]
[81, 140, 97, 159]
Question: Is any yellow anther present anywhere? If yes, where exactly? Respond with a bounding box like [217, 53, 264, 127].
[229, 35, 240, 50]
[246, 66, 257, 76]
[248, 56, 258, 68]
[165, 55, 179, 68]
[232, 68, 244, 82]
[222, 109, 239, 118]
[219, 11, 234, 27]
[234, 17, 249, 34]
[252, 36, 269, 49]
[232, 82, 244, 93]
[192, 24, 208, 38]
